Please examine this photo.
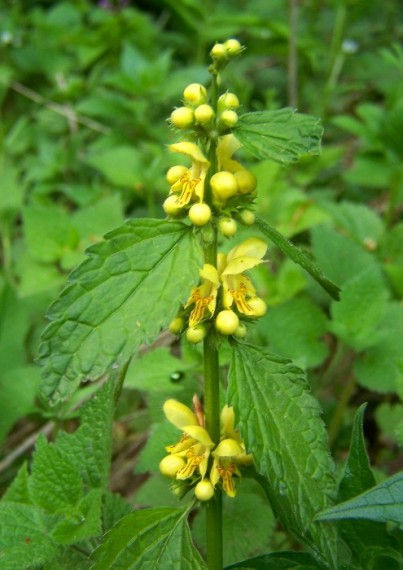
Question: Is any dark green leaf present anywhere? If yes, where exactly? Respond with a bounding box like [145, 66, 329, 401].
[39, 219, 203, 402]
[91, 508, 207, 569]
[316, 470, 403, 526]
[228, 343, 339, 569]
[225, 551, 320, 569]
[235, 109, 323, 164]
[256, 217, 340, 300]
[337, 405, 400, 566]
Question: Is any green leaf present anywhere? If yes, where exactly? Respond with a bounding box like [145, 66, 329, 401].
[0, 502, 60, 570]
[51, 489, 103, 544]
[91, 508, 207, 569]
[83, 146, 143, 188]
[337, 405, 400, 567]
[316, 470, 403, 526]
[29, 435, 84, 514]
[225, 551, 320, 569]
[310, 225, 379, 287]
[228, 343, 339, 569]
[256, 217, 340, 300]
[55, 380, 115, 489]
[257, 296, 329, 369]
[235, 109, 323, 164]
[39, 219, 203, 402]
[329, 267, 389, 351]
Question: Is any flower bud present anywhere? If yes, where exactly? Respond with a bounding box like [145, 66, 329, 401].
[211, 171, 238, 201]
[219, 110, 238, 128]
[238, 209, 256, 226]
[210, 43, 227, 60]
[159, 454, 186, 477]
[183, 83, 207, 106]
[219, 217, 237, 237]
[163, 195, 183, 217]
[234, 170, 257, 194]
[218, 92, 240, 110]
[170, 106, 194, 129]
[224, 38, 243, 56]
[214, 438, 244, 458]
[248, 296, 267, 317]
[215, 310, 239, 335]
[166, 165, 188, 185]
[194, 479, 215, 501]
[234, 322, 247, 338]
[188, 203, 212, 226]
[194, 104, 214, 125]
[169, 317, 185, 335]
[186, 325, 207, 344]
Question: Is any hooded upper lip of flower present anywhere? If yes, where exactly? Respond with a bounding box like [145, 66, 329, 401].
[184, 264, 220, 328]
[216, 134, 243, 173]
[168, 142, 210, 206]
[219, 237, 267, 316]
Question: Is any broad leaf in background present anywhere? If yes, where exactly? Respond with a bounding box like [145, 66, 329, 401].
[336, 405, 401, 569]
[228, 343, 339, 569]
[39, 219, 203, 402]
[235, 109, 323, 164]
[316, 470, 403, 527]
[225, 550, 320, 569]
[256, 217, 340, 300]
[91, 508, 207, 570]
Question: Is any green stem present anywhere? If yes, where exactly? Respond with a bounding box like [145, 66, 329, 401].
[203, 69, 223, 570]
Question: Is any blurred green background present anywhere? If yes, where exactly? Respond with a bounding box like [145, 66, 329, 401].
[1, 0, 402, 509]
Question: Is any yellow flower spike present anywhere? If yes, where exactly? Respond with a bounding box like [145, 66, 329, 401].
[185, 264, 220, 327]
[163, 399, 198, 429]
[168, 142, 210, 206]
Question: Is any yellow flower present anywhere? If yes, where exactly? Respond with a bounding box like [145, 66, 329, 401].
[220, 237, 267, 316]
[162, 399, 215, 481]
[210, 438, 244, 498]
[185, 264, 220, 327]
[168, 142, 210, 206]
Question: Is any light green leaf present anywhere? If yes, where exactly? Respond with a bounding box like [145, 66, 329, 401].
[257, 296, 329, 369]
[39, 219, 203, 402]
[235, 109, 323, 164]
[256, 217, 340, 300]
[337, 405, 400, 567]
[83, 146, 143, 187]
[23, 205, 79, 263]
[91, 508, 207, 569]
[228, 343, 338, 569]
[329, 267, 389, 351]
[316, 470, 403, 526]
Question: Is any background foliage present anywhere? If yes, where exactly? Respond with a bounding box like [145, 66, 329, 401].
[0, 0, 402, 566]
